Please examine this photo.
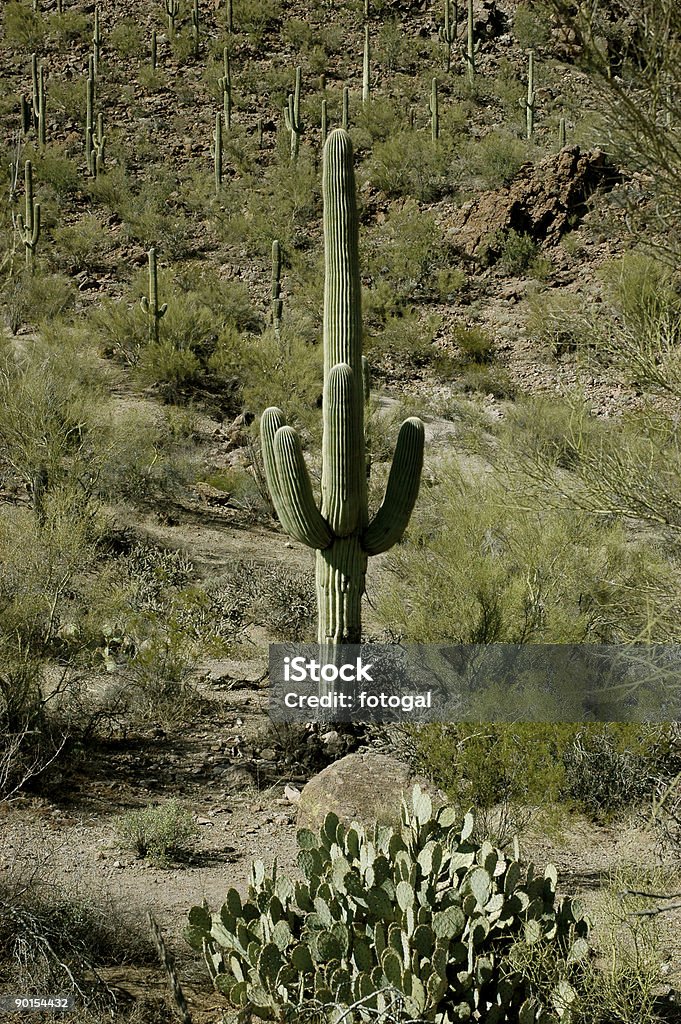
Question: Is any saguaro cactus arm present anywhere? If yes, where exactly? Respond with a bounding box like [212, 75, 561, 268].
[363, 417, 425, 555]
[261, 409, 333, 550]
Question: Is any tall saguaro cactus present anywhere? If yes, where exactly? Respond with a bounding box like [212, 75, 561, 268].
[261, 129, 424, 648]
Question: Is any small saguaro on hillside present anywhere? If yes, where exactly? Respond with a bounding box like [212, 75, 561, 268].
[260, 129, 425, 649]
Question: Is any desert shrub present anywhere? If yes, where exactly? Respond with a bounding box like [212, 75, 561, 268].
[212, 559, 316, 641]
[377, 459, 681, 646]
[513, 3, 552, 49]
[451, 323, 495, 364]
[599, 252, 681, 337]
[352, 96, 404, 147]
[115, 801, 199, 866]
[460, 130, 533, 189]
[524, 287, 598, 357]
[366, 309, 441, 369]
[496, 229, 540, 274]
[51, 214, 115, 272]
[187, 791, 590, 1021]
[437, 267, 468, 301]
[365, 130, 456, 202]
[50, 10, 89, 45]
[3, 1, 46, 51]
[31, 145, 81, 197]
[48, 77, 88, 121]
[1, 270, 75, 334]
[501, 396, 606, 470]
[414, 723, 678, 828]
[0, 874, 157, 1010]
[363, 200, 449, 312]
[454, 364, 518, 399]
[108, 16, 145, 57]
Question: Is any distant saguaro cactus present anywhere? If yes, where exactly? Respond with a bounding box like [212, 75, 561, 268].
[140, 247, 168, 344]
[260, 130, 424, 649]
[284, 66, 303, 162]
[19, 159, 41, 272]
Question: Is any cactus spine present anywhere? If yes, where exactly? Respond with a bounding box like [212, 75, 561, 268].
[526, 49, 535, 139]
[166, 0, 179, 38]
[465, 0, 475, 84]
[19, 160, 41, 272]
[558, 114, 566, 148]
[219, 47, 232, 130]
[256, 116, 263, 148]
[429, 77, 439, 141]
[362, 25, 370, 105]
[260, 129, 424, 648]
[151, 28, 157, 70]
[271, 239, 283, 344]
[213, 111, 223, 192]
[439, 0, 458, 73]
[284, 66, 303, 162]
[140, 247, 168, 344]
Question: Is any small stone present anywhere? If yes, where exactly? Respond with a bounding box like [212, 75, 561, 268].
[260, 748, 277, 761]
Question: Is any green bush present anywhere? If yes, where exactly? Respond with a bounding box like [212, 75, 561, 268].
[108, 17, 145, 58]
[187, 789, 590, 1022]
[496, 229, 540, 275]
[452, 323, 496, 364]
[460, 131, 533, 190]
[377, 459, 681, 645]
[513, 3, 552, 49]
[115, 800, 199, 866]
[366, 130, 456, 202]
[3, 1, 46, 51]
[412, 723, 678, 826]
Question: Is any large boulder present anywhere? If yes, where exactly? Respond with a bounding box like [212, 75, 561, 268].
[296, 751, 445, 833]
[447, 146, 621, 261]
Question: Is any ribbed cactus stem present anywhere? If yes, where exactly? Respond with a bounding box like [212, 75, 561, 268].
[85, 56, 95, 176]
[166, 0, 179, 38]
[260, 130, 424, 651]
[271, 239, 283, 343]
[214, 112, 223, 192]
[466, 0, 475, 84]
[19, 159, 41, 272]
[30, 54, 46, 146]
[93, 112, 105, 175]
[219, 47, 232, 129]
[140, 247, 168, 344]
[284, 66, 303, 162]
[192, 0, 200, 57]
[526, 49, 535, 139]
[321, 98, 328, 147]
[430, 78, 439, 141]
[362, 26, 370, 105]
[439, 0, 457, 73]
[93, 6, 101, 76]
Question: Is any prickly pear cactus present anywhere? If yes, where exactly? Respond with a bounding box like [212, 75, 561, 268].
[260, 128, 424, 648]
[187, 787, 590, 1022]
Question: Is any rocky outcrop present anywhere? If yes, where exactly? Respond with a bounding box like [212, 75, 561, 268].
[296, 751, 445, 833]
[447, 146, 622, 261]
